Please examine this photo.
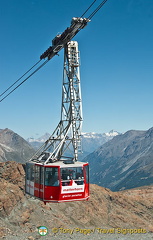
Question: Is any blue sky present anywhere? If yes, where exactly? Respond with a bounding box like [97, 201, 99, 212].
[0, 0, 153, 139]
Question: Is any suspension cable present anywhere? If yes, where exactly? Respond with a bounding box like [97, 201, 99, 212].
[0, 59, 49, 103]
[88, 0, 108, 19]
[80, 0, 97, 18]
[0, 0, 108, 103]
[0, 59, 41, 98]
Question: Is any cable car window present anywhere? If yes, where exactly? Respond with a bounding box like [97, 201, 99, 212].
[84, 165, 89, 184]
[61, 167, 84, 185]
[30, 165, 35, 181]
[26, 163, 31, 180]
[35, 165, 40, 184]
[45, 167, 59, 186]
[40, 166, 44, 185]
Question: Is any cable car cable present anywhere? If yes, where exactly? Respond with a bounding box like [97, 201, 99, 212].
[0, 59, 49, 103]
[0, 59, 42, 98]
[88, 0, 108, 19]
[0, 0, 108, 103]
[80, 0, 97, 18]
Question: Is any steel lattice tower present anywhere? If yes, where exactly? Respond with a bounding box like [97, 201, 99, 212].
[30, 41, 82, 164]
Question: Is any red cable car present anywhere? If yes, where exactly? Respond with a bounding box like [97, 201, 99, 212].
[25, 161, 89, 203]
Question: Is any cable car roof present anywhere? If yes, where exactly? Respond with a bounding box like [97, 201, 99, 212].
[32, 160, 88, 168]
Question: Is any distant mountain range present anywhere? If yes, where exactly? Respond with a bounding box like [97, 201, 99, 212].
[0, 128, 120, 163]
[83, 127, 153, 191]
[0, 127, 153, 192]
[27, 130, 121, 159]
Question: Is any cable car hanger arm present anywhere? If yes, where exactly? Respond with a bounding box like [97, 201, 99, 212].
[40, 17, 90, 60]
[40, 0, 108, 60]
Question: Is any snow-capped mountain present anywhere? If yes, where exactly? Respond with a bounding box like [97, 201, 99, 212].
[27, 133, 50, 149]
[27, 133, 50, 143]
[81, 131, 120, 155]
[104, 129, 120, 137]
[27, 130, 121, 159]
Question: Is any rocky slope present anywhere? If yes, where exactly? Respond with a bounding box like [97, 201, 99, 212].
[0, 161, 153, 239]
[0, 128, 35, 163]
[84, 127, 153, 191]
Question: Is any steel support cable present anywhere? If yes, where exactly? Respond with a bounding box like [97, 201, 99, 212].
[80, 0, 97, 18]
[88, 0, 108, 19]
[0, 0, 108, 103]
[0, 59, 49, 103]
[76, 0, 108, 36]
[0, 59, 41, 97]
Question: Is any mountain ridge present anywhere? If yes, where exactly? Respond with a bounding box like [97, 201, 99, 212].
[84, 127, 153, 191]
[0, 128, 35, 163]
